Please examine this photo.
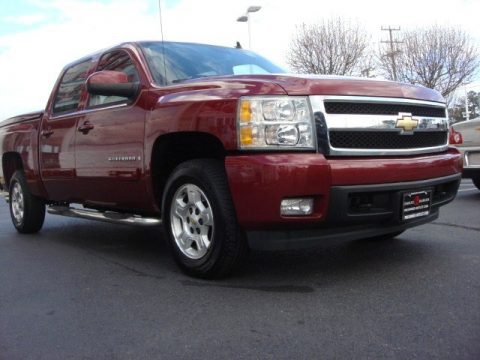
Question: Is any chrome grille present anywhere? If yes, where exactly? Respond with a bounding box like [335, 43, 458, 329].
[309, 96, 449, 156]
[324, 102, 446, 117]
[329, 131, 448, 149]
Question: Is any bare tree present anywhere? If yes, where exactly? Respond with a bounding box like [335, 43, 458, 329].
[379, 25, 479, 99]
[287, 18, 369, 76]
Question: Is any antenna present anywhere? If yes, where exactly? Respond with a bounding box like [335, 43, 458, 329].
[158, 0, 167, 85]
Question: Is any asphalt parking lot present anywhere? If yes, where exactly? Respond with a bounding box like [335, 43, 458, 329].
[0, 179, 479, 359]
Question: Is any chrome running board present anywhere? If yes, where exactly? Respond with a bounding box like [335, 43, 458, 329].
[47, 206, 162, 227]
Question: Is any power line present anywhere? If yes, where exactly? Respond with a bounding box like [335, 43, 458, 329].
[381, 26, 403, 81]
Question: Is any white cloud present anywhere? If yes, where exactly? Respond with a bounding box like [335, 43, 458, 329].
[3, 13, 49, 25]
[0, 0, 479, 120]
[0, 0, 160, 119]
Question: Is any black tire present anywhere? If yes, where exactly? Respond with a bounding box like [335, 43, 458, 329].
[362, 230, 405, 242]
[472, 178, 480, 191]
[9, 171, 46, 234]
[162, 159, 247, 278]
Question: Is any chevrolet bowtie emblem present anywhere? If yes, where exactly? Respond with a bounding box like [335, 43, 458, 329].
[395, 113, 418, 132]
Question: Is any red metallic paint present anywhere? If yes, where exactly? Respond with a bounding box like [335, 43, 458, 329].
[328, 148, 462, 186]
[0, 117, 44, 195]
[225, 153, 331, 229]
[225, 150, 462, 230]
[87, 70, 129, 85]
[0, 41, 460, 231]
[179, 74, 445, 103]
[39, 111, 80, 201]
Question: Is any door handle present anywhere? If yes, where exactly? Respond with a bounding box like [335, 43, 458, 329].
[78, 121, 94, 134]
[41, 128, 54, 138]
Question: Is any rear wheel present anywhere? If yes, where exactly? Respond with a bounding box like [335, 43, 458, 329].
[9, 171, 46, 233]
[163, 159, 247, 278]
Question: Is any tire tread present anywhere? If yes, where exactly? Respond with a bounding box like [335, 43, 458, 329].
[9, 171, 45, 234]
[163, 159, 247, 278]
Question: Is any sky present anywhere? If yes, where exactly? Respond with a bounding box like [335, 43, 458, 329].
[0, 0, 479, 119]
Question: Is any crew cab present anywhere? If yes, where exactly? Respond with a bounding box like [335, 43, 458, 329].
[0, 41, 462, 278]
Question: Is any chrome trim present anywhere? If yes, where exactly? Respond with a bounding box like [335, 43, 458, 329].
[327, 145, 449, 157]
[108, 155, 141, 162]
[309, 95, 449, 156]
[325, 114, 448, 131]
[465, 149, 480, 168]
[315, 95, 446, 107]
[81, 102, 129, 114]
[48, 206, 161, 226]
[49, 103, 129, 120]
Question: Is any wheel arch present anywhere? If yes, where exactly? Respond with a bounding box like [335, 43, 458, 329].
[150, 131, 227, 216]
[2, 152, 24, 190]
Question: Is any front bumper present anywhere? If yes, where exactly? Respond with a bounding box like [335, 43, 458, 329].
[225, 149, 462, 250]
[247, 174, 460, 250]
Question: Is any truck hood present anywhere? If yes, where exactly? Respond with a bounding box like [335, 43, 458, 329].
[184, 74, 445, 103]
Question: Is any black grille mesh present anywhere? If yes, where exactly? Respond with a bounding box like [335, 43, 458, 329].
[324, 102, 445, 117]
[329, 131, 448, 149]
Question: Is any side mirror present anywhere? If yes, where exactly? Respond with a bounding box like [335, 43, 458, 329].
[86, 70, 139, 98]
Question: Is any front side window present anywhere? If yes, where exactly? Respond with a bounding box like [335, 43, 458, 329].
[88, 50, 140, 107]
[52, 60, 91, 114]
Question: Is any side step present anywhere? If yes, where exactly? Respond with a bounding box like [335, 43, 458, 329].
[47, 206, 162, 227]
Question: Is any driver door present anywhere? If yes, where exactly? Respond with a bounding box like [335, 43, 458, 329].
[74, 50, 148, 210]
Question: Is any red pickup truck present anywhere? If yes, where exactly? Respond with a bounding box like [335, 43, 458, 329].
[0, 41, 462, 278]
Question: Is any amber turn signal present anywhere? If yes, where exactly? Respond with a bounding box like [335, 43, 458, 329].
[240, 126, 253, 145]
[239, 100, 252, 122]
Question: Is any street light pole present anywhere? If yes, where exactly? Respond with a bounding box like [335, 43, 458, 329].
[465, 84, 470, 121]
[237, 5, 262, 50]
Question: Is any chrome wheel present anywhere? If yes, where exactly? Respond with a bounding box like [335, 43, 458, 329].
[11, 182, 25, 224]
[170, 183, 214, 260]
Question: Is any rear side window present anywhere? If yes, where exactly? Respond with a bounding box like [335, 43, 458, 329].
[52, 60, 91, 114]
[88, 50, 140, 107]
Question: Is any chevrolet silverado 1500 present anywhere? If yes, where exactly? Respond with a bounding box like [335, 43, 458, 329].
[0, 41, 462, 277]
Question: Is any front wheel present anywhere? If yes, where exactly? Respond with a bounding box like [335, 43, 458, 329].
[9, 171, 46, 234]
[163, 159, 247, 278]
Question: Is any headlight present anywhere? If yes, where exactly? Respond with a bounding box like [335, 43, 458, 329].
[237, 96, 315, 150]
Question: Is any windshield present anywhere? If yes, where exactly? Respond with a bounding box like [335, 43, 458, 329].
[139, 41, 286, 86]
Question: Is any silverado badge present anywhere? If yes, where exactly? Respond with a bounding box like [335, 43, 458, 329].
[396, 113, 418, 132]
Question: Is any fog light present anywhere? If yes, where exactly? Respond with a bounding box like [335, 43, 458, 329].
[280, 198, 314, 216]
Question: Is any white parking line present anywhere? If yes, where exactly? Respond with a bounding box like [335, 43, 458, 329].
[458, 188, 478, 192]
